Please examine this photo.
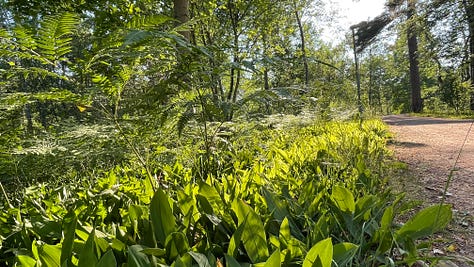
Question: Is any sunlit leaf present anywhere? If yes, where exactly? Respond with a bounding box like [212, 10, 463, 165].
[16, 255, 36, 267]
[150, 188, 176, 245]
[303, 238, 332, 267]
[396, 204, 452, 241]
[264, 249, 281, 267]
[231, 199, 269, 263]
[35, 241, 62, 267]
[331, 186, 355, 214]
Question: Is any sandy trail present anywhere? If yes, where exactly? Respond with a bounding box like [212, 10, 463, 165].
[384, 114, 474, 264]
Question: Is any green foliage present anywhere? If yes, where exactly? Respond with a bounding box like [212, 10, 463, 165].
[0, 2, 461, 266]
[0, 119, 452, 266]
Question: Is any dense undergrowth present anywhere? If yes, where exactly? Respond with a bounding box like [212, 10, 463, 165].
[0, 118, 452, 266]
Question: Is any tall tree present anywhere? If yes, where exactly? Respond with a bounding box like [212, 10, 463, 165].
[294, 3, 309, 87]
[174, 0, 190, 41]
[462, 0, 474, 110]
[407, 0, 423, 112]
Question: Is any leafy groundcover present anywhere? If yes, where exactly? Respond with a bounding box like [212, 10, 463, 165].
[0, 120, 451, 266]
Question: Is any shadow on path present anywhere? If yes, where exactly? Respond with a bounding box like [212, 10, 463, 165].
[388, 140, 428, 148]
[383, 114, 473, 126]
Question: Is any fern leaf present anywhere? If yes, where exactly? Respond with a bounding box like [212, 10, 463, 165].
[13, 26, 37, 50]
[126, 14, 174, 29]
[123, 30, 153, 47]
[36, 12, 79, 62]
[177, 102, 197, 136]
[92, 74, 115, 95]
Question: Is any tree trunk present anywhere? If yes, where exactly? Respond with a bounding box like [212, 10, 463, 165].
[351, 28, 363, 114]
[227, 1, 240, 103]
[25, 104, 33, 134]
[262, 33, 270, 90]
[225, 0, 241, 120]
[463, 0, 474, 110]
[294, 8, 309, 87]
[407, 0, 423, 113]
[174, 0, 190, 41]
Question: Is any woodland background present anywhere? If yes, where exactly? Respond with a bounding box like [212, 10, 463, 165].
[0, 0, 472, 266]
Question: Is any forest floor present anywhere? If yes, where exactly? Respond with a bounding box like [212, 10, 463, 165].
[384, 114, 474, 266]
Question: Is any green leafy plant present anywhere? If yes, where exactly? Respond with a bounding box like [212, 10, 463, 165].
[0, 119, 453, 266]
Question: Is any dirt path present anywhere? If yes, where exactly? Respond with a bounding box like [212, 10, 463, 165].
[384, 114, 474, 265]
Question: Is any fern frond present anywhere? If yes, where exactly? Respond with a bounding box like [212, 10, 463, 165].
[4, 67, 67, 80]
[36, 12, 79, 62]
[123, 30, 153, 47]
[92, 74, 115, 95]
[32, 88, 81, 102]
[0, 28, 9, 38]
[0, 89, 80, 111]
[0, 92, 30, 112]
[0, 29, 53, 65]
[127, 15, 174, 29]
[177, 102, 197, 136]
[13, 26, 37, 50]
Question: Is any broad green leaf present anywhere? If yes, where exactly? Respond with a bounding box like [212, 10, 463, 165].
[150, 188, 176, 245]
[95, 236, 110, 255]
[165, 232, 190, 260]
[372, 205, 395, 253]
[231, 199, 269, 263]
[16, 255, 36, 267]
[264, 249, 281, 267]
[188, 252, 211, 267]
[262, 188, 303, 240]
[111, 238, 126, 252]
[128, 245, 151, 267]
[227, 219, 245, 257]
[97, 250, 117, 267]
[129, 204, 144, 220]
[141, 248, 166, 257]
[354, 195, 376, 221]
[32, 240, 39, 260]
[173, 256, 187, 267]
[279, 217, 291, 248]
[333, 242, 358, 266]
[177, 190, 198, 224]
[380, 206, 394, 231]
[198, 182, 235, 226]
[35, 242, 62, 267]
[224, 254, 241, 267]
[78, 229, 97, 267]
[396, 204, 452, 241]
[60, 210, 77, 266]
[31, 218, 62, 240]
[262, 187, 288, 220]
[331, 186, 355, 213]
[312, 214, 330, 244]
[302, 238, 332, 267]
